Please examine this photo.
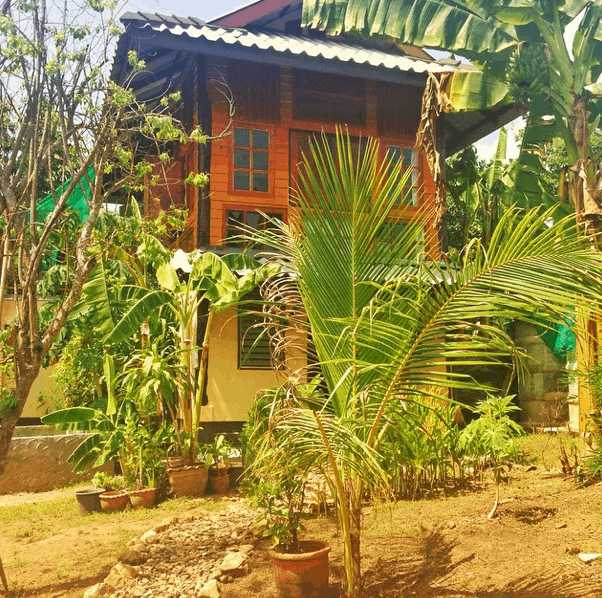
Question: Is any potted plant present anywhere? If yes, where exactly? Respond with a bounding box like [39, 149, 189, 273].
[245, 389, 331, 598]
[203, 434, 232, 494]
[104, 251, 280, 497]
[124, 424, 169, 509]
[92, 472, 130, 513]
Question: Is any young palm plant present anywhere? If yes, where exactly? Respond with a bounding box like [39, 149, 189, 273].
[246, 131, 602, 598]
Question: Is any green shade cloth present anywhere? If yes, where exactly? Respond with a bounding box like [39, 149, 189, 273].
[36, 166, 94, 222]
[535, 321, 575, 359]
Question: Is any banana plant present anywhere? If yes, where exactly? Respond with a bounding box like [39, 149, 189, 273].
[104, 251, 280, 463]
[303, 0, 602, 240]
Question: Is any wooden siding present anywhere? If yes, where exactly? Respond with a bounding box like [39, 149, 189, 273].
[196, 58, 439, 255]
[377, 81, 422, 138]
[228, 59, 280, 123]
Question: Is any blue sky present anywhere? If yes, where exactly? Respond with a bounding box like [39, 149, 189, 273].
[126, 0, 250, 21]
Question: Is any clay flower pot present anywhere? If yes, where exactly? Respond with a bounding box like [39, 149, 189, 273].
[99, 490, 130, 513]
[75, 487, 106, 515]
[209, 468, 230, 494]
[167, 464, 208, 497]
[128, 487, 158, 509]
[270, 540, 331, 598]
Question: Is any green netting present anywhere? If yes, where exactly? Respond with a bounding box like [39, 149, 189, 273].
[36, 165, 94, 222]
[535, 320, 576, 359]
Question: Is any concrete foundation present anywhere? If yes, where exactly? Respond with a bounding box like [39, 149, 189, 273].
[514, 323, 569, 427]
[0, 432, 107, 494]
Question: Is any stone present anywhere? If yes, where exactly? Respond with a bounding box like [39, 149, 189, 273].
[218, 552, 247, 577]
[555, 522, 567, 529]
[197, 579, 220, 598]
[83, 583, 108, 598]
[154, 517, 180, 533]
[120, 550, 147, 566]
[140, 530, 158, 543]
[239, 544, 254, 555]
[448, 521, 456, 529]
[104, 563, 139, 588]
[578, 553, 602, 563]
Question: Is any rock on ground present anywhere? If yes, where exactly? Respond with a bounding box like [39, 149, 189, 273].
[82, 499, 259, 598]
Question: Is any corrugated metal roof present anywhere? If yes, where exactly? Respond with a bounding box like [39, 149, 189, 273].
[121, 11, 457, 75]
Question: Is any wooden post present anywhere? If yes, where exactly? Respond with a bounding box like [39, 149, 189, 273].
[0, 554, 8, 594]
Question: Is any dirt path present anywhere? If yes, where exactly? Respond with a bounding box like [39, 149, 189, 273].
[0, 484, 86, 508]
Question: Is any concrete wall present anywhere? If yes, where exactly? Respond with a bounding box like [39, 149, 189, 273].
[0, 433, 107, 494]
[1, 297, 60, 419]
[514, 322, 568, 426]
[202, 308, 305, 422]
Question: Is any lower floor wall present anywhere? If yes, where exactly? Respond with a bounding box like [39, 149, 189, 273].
[0, 433, 109, 494]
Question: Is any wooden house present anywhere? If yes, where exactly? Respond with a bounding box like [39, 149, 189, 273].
[111, 0, 516, 430]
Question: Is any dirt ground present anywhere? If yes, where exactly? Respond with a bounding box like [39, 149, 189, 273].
[3, 438, 602, 598]
[226, 467, 602, 598]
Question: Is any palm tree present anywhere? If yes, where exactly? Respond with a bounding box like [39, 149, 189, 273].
[247, 132, 602, 598]
[302, 0, 602, 242]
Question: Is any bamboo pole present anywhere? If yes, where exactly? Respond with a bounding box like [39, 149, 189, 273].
[0, 554, 8, 594]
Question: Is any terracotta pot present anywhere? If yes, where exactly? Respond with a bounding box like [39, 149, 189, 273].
[209, 469, 230, 494]
[270, 540, 331, 598]
[128, 487, 158, 509]
[75, 487, 105, 515]
[163, 456, 186, 469]
[99, 490, 130, 513]
[167, 464, 208, 497]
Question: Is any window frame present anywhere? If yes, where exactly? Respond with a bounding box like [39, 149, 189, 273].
[237, 290, 274, 370]
[222, 205, 286, 248]
[229, 123, 274, 197]
[383, 143, 420, 207]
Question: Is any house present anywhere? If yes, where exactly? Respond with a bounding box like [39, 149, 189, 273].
[107, 0, 518, 433]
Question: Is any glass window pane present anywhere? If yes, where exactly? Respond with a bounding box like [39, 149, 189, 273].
[234, 128, 250, 147]
[234, 171, 250, 190]
[253, 130, 269, 149]
[234, 149, 250, 169]
[253, 173, 269, 192]
[253, 151, 269, 171]
[246, 211, 264, 229]
[402, 147, 415, 166]
[226, 210, 244, 227]
[386, 146, 402, 162]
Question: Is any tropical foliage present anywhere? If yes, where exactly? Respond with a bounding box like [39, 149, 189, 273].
[302, 0, 602, 239]
[245, 132, 602, 598]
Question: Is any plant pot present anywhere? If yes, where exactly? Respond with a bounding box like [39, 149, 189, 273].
[229, 465, 244, 489]
[99, 490, 130, 513]
[75, 487, 106, 515]
[167, 464, 208, 497]
[270, 540, 331, 598]
[128, 487, 158, 509]
[163, 456, 186, 469]
[209, 469, 230, 494]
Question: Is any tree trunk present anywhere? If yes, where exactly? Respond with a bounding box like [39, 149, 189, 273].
[0, 363, 40, 479]
[341, 487, 363, 598]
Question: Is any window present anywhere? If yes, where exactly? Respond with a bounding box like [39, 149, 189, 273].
[233, 128, 270, 192]
[375, 222, 425, 264]
[225, 209, 284, 246]
[386, 146, 419, 206]
[238, 292, 273, 370]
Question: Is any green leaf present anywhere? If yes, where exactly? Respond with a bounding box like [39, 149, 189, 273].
[42, 407, 101, 425]
[156, 263, 180, 291]
[104, 290, 173, 345]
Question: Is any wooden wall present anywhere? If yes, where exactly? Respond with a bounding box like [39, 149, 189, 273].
[207, 58, 438, 255]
